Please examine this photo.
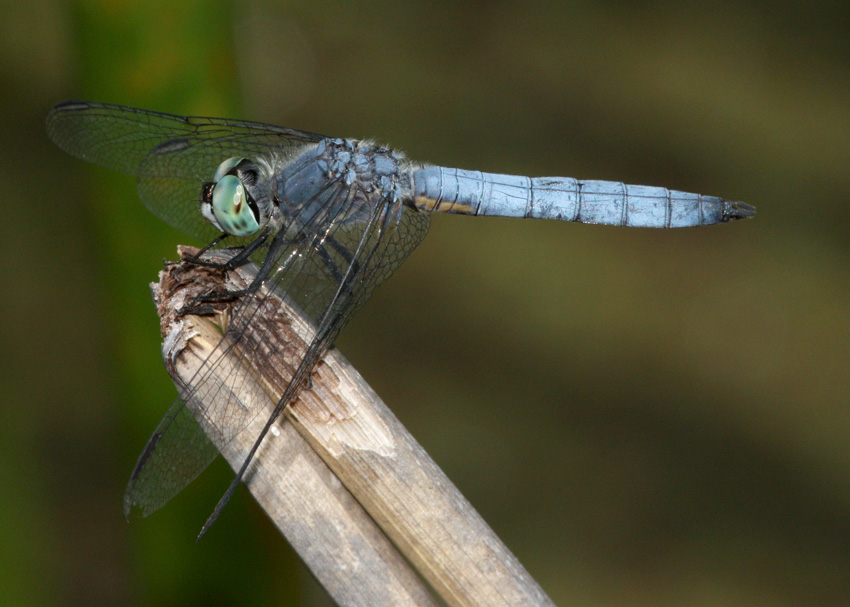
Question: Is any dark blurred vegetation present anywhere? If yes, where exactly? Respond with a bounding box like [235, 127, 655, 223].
[3, 0, 849, 605]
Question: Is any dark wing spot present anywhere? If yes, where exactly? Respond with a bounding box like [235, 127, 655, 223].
[152, 138, 191, 155]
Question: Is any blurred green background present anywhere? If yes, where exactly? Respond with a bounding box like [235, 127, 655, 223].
[3, 0, 849, 605]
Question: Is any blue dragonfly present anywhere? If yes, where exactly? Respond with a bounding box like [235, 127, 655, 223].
[45, 101, 755, 537]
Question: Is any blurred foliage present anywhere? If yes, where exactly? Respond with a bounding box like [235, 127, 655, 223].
[3, 0, 850, 605]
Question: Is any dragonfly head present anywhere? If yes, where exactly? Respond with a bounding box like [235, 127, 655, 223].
[200, 157, 263, 237]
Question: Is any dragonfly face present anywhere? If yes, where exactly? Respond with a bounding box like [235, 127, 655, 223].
[201, 157, 265, 237]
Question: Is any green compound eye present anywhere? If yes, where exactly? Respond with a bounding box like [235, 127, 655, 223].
[211, 175, 260, 237]
[213, 157, 247, 182]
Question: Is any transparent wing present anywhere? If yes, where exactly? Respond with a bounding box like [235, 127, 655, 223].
[46, 100, 430, 517]
[123, 397, 219, 518]
[124, 177, 430, 518]
[45, 100, 327, 242]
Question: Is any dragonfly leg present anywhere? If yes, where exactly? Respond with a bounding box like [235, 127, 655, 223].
[315, 244, 345, 284]
[176, 230, 274, 315]
[164, 234, 228, 268]
[178, 279, 263, 316]
[316, 234, 361, 286]
[182, 229, 269, 271]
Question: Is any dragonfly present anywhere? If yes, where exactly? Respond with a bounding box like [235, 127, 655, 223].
[45, 100, 755, 538]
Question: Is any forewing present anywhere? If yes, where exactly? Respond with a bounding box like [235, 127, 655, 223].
[45, 100, 327, 241]
[123, 178, 430, 518]
[47, 101, 432, 518]
[193, 184, 430, 449]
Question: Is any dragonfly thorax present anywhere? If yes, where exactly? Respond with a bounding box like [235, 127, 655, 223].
[272, 138, 408, 229]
